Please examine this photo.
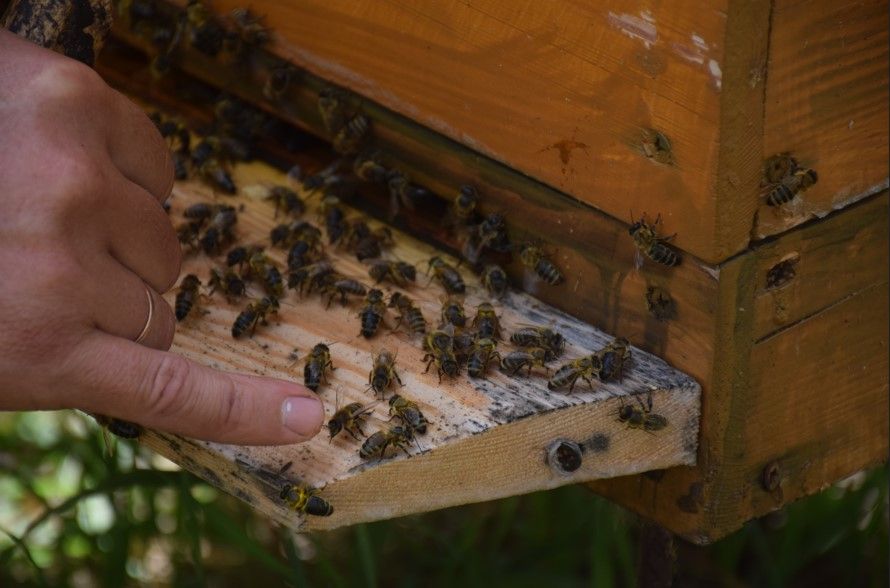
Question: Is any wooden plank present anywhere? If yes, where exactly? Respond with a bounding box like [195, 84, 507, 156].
[752, 192, 889, 339]
[147, 158, 700, 531]
[719, 280, 889, 527]
[756, 0, 889, 239]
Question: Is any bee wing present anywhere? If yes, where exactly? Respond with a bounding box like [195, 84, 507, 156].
[633, 249, 644, 271]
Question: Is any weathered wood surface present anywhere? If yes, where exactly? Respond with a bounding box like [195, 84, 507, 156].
[756, 0, 889, 241]
[144, 159, 700, 531]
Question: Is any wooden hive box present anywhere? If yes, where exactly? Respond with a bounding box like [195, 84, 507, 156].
[10, 0, 882, 543]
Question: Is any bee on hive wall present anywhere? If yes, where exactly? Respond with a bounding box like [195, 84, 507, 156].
[519, 242, 565, 285]
[617, 393, 667, 433]
[628, 214, 681, 268]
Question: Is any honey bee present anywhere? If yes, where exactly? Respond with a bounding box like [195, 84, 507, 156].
[177, 221, 203, 251]
[246, 252, 284, 298]
[509, 326, 565, 360]
[323, 277, 367, 308]
[472, 302, 502, 340]
[359, 289, 387, 338]
[318, 87, 349, 133]
[427, 256, 465, 294]
[766, 168, 818, 207]
[266, 185, 305, 218]
[451, 184, 478, 225]
[519, 243, 564, 285]
[333, 114, 369, 155]
[183, 202, 213, 222]
[208, 267, 246, 300]
[289, 261, 335, 294]
[328, 402, 374, 441]
[185, 0, 224, 56]
[232, 297, 279, 338]
[595, 337, 631, 382]
[263, 63, 298, 101]
[352, 227, 393, 262]
[423, 328, 454, 354]
[645, 286, 676, 321]
[304, 343, 335, 392]
[481, 264, 509, 298]
[388, 395, 428, 435]
[225, 245, 248, 268]
[353, 151, 388, 183]
[228, 7, 269, 53]
[154, 115, 191, 179]
[368, 260, 416, 287]
[368, 350, 403, 397]
[422, 345, 460, 382]
[280, 483, 334, 517]
[452, 330, 475, 365]
[467, 337, 501, 379]
[387, 170, 429, 220]
[629, 214, 681, 268]
[499, 348, 551, 377]
[287, 240, 314, 272]
[321, 196, 348, 245]
[388, 292, 427, 335]
[440, 297, 467, 328]
[547, 355, 597, 392]
[617, 393, 667, 433]
[191, 137, 236, 194]
[175, 274, 201, 321]
[199, 226, 233, 256]
[359, 425, 414, 461]
[466, 212, 511, 262]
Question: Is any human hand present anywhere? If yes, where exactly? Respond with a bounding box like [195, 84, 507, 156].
[0, 30, 324, 444]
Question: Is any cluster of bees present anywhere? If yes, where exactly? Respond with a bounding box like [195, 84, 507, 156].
[123, 0, 682, 519]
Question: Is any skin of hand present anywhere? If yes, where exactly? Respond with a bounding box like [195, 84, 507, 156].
[0, 30, 324, 445]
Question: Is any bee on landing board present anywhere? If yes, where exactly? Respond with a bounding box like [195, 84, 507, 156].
[439, 297, 467, 329]
[368, 350, 403, 398]
[231, 297, 279, 338]
[174, 274, 202, 321]
[472, 302, 503, 340]
[422, 329, 460, 382]
[388, 395, 428, 435]
[368, 259, 417, 287]
[617, 393, 668, 433]
[509, 326, 565, 360]
[240, 460, 334, 517]
[358, 289, 387, 338]
[499, 348, 551, 378]
[467, 337, 501, 379]
[359, 425, 416, 461]
[304, 343, 335, 392]
[389, 292, 427, 336]
[427, 256, 465, 295]
[328, 400, 374, 442]
[547, 355, 598, 392]
[481, 264, 509, 299]
[628, 213, 681, 268]
[595, 337, 631, 382]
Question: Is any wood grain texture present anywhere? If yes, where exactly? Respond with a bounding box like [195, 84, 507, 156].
[174, 0, 735, 262]
[752, 193, 889, 339]
[723, 280, 889, 526]
[147, 159, 700, 531]
[756, 0, 889, 239]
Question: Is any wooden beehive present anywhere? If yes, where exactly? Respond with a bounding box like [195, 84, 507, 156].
[9, 0, 883, 543]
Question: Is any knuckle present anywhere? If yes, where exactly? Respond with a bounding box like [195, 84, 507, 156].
[44, 59, 104, 103]
[142, 354, 192, 419]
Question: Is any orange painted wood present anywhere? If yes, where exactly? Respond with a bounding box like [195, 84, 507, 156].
[200, 0, 736, 262]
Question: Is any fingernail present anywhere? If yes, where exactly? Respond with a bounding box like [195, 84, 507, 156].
[281, 396, 324, 437]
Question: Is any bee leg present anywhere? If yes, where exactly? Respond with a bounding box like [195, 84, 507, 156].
[346, 428, 362, 442]
[395, 372, 404, 387]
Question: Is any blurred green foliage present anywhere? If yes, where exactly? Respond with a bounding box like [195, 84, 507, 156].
[0, 411, 886, 587]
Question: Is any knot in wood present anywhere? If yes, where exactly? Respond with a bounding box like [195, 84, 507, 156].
[546, 439, 583, 474]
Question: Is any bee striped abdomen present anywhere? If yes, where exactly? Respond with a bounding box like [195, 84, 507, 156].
[535, 258, 564, 285]
[648, 244, 681, 267]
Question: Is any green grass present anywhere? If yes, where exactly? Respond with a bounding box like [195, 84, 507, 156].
[0, 411, 886, 587]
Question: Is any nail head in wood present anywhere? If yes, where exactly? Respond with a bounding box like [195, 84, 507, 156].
[546, 439, 584, 475]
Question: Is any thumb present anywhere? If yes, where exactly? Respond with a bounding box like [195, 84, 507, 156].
[67, 332, 325, 445]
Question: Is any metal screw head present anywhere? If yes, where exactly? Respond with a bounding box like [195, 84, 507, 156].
[761, 461, 782, 492]
[546, 439, 583, 475]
